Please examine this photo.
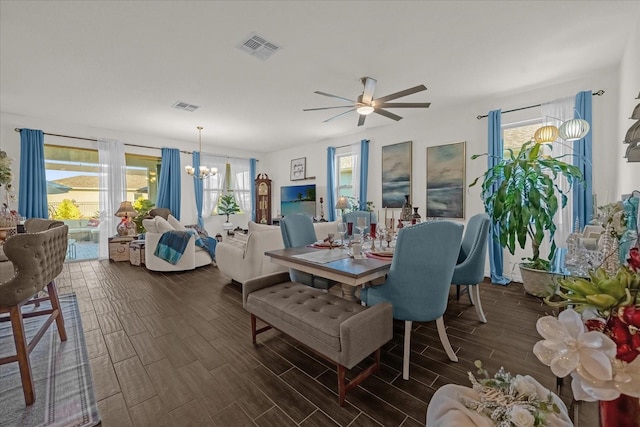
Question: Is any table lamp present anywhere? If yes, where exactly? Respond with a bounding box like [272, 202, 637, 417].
[115, 201, 138, 236]
[335, 196, 349, 222]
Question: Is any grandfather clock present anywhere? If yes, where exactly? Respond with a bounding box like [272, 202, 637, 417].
[255, 173, 272, 224]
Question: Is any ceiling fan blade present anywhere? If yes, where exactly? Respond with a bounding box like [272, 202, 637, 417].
[323, 108, 357, 123]
[361, 77, 377, 105]
[374, 108, 403, 121]
[357, 114, 366, 127]
[314, 91, 357, 104]
[375, 102, 431, 109]
[373, 84, 427, 104]
[303, 105, 356, 111]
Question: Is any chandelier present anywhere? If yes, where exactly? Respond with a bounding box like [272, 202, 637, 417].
[185, 126, 217, 179]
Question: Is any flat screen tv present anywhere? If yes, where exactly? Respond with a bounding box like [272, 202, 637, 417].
[280, 184, 316, 218]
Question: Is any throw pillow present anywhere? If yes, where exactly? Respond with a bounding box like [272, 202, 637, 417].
[167, 215, 187, 231]
[142, 218, 158, 233]
[154, 215, 175, 233]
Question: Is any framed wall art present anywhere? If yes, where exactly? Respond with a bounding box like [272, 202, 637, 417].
[381, 141, 412, 208]
[280, 184, 316, 217]
[426, 141, 465, 218]
[290, 157, 306, 181]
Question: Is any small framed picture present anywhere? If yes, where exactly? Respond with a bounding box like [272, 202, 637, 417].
[290, 157, 306, 181]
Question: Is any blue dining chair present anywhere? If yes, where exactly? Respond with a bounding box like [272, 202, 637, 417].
[451, 213, 491, 323]
[360, 221, 463, 380]
[280, 213, 334, 290]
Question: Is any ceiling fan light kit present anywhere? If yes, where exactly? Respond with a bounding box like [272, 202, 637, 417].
[304, 76, 431, 126]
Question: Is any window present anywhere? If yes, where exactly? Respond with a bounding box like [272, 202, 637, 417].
[332, 144, 360, 217]
[201, 155, 252, 217]
[44, 145, 159, 219]
[502, 120, 542, 158]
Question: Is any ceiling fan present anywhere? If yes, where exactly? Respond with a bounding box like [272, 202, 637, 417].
[303, 77, 431, 126]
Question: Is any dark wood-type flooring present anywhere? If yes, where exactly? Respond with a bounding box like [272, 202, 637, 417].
[53, 260, 597, 426]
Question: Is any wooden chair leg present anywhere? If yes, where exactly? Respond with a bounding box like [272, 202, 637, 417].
[455, 285, 460, 300]
[403, 320, 412, 380]
[9, 305, 35, 405]
[251, 314, 257, 344]
[47, 281, 67, 342]
[436, 316, 458, 362]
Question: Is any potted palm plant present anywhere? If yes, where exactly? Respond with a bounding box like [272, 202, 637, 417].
[218, 193, 241, 230]
[470, 140, 584, 296]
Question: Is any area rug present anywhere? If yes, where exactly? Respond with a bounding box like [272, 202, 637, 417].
[0, 294, 100, 427]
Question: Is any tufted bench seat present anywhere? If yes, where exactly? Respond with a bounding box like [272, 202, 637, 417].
[243, 272, 393, 406]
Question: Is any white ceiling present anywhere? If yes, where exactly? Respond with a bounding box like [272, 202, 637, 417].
[1, 1, 638, 153]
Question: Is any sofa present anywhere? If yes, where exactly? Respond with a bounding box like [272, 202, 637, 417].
[216, 220, 338, 284]
[142, 215, 213, 272]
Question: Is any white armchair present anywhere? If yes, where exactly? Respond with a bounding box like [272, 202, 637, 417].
[143, 215, 212, 272]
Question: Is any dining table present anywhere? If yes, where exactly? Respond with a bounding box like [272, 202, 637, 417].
[264, 246, 392, 302]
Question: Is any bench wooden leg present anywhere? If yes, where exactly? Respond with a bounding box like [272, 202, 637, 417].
[250, 314, 273, 344]
[337, 348, 381, 407]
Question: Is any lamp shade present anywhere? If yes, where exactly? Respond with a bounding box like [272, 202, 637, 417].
[335, 196, 349, 210]
[533, 125, 558, 144]
[558, 119, 590, 141]
[114, 201, 138, 218]
[630, 103, 640, 120]
[623, 120, 640, 144]
[625, 141, 640, 162]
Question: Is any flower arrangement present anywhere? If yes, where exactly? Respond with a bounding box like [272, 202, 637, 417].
[461, 361, 561, 426]
[534, 252, 640, 402]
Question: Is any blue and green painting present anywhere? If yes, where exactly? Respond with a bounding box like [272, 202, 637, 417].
[280, 184, 316, 217]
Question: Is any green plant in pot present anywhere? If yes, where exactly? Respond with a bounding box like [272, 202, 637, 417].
[132, 197, 155, 234]
[470, 140, 584, 297]
[218, 193, 241, 228]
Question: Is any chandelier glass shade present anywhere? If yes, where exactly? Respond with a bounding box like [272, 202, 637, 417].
[558, 119, 590, 141]
[533, 125, 559, 144]
[624, 120, 640, 144]
[185, 126, 217, 179]
[630, 103, 640, 120]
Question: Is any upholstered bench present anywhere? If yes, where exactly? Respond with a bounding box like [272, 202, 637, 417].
[242, 272, 393, 406]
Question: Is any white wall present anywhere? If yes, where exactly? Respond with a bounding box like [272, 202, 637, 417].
[616, 13, 640, 194]
[0, 112, 260, 235]
[263, 67, 622, 281]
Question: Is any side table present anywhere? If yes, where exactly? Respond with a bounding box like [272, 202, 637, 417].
[108, 235, 135, 262]
[129, 240, 145, 266]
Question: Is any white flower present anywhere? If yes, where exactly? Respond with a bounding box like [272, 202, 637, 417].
[533, 309, 616, 379]
[510, 405, 535, 427]
[571, 356, 640, 401]
[512, 375, 538, 398]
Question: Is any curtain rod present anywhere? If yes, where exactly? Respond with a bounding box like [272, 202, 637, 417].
[476, 90, 605, 120]
[13, 127, 257, 161]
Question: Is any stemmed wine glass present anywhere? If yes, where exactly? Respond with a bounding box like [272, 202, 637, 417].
[337, 223, 347, 247]
[356, 217, 367, 238]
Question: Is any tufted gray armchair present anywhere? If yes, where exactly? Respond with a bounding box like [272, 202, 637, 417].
[0, 222, 68, 405]
[24, 218, 64, 233]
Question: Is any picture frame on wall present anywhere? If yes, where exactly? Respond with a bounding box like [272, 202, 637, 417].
[426, 141, 465, 218]
[382, 141, 412, 208]
[290, 157, 306, 181]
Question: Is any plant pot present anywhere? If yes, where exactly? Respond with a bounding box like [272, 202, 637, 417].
[518, 264, 559, 297]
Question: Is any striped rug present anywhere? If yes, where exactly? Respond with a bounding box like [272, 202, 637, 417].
[0, 294, 100, 427]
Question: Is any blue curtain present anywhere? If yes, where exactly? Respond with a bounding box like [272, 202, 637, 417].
[572, 90, 593, 229]
[359, 139, 369, 210]
[192, 151, 204, 227]
[326, 147, 336, 221]
[18, 129, 48, 218]
[250, 158, 257, 222]
[487, 110, 510, 285]
[156, 148, 181, 220]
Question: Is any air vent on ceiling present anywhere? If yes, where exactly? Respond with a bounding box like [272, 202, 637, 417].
[172, 101, 200, 112]
[237, 32, 281, 61]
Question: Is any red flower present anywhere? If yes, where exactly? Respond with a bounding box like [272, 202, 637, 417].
[628, 247, 640, 272]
